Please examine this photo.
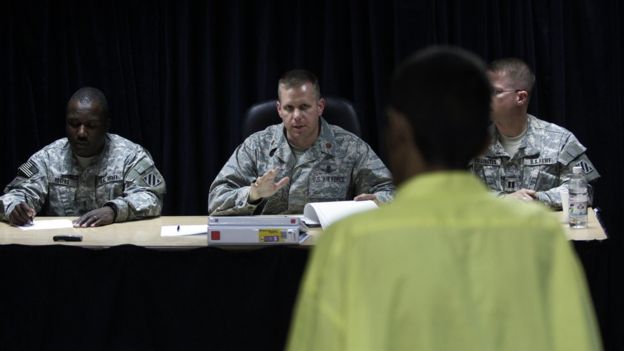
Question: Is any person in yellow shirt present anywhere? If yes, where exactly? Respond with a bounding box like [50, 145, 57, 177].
[287, 46, 602, 351]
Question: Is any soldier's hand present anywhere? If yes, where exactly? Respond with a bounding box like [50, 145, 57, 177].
[8, 202, 36, 226]
[354, 193, 379, 205]
[505, 189, 537, 201]
[73, 206, 115, 227]
[249, 168, 290, 202]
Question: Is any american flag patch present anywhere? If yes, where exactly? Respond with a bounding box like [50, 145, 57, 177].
[143, 172, 163, 187]
[18, 160, 39, 178]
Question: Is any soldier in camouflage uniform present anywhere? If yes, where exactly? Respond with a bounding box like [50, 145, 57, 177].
[470, 58, 599, 209]
[209, 69, 394, 215]
[0, 87, 165, 226]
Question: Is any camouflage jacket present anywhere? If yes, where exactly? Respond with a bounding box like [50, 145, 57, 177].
[208, 118, 394, 215]
[470, 114, 600, 209]
[0, 133, 166, 222]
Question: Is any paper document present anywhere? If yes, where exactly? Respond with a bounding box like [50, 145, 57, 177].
[161, 225, 207, 237]
[19, 219, 74, 231]
[303, 200, 378, 229]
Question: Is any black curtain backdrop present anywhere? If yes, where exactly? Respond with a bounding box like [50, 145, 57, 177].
[1, 0, 623, 349]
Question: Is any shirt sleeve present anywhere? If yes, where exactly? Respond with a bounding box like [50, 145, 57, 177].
[208, 142, 263, 215]
[287, 223, 349, 351]
[537, 135, 600, 209]
[0, 155, 49, 221]
[544, 220, 603, 350]
[105, 149, 165, 222]
[351, 141, 395, 203]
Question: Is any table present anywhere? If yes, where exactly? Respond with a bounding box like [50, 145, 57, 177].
[0, 221, 309, 350]
[0, 216, 208, 248]
[557, 208, 607, 241]
[0, 212, 607, 350]
[0, 216, 324, 248]
[0, 209, 606, 248]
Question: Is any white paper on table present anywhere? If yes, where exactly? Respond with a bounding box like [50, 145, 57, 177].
[19, 219, 74, 231]
[160, 225, 208, 237]
[303, 200, 378, 229]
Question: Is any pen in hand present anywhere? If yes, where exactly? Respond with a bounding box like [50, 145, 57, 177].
[27, 210, 35, 226]
[9, 203, 36, 226]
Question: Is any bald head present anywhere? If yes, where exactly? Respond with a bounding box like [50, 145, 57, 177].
[65, 87, 110, 157]
[67, 87, 110, 121]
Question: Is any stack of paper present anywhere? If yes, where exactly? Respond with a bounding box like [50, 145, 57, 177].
[303, 200, 378, 229]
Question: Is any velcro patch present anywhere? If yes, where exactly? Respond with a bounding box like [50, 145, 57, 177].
[18, 160, 39, 178]
[143, 172, 163, 187]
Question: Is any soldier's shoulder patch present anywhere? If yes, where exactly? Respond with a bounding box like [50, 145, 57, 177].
[143, 171, 163, 187]
[18, 160, 40, 178]
[575, 160, 594, 174]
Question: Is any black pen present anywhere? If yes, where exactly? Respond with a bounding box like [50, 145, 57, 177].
[53, 234, 83, 242]
[177, 225, 180, 232]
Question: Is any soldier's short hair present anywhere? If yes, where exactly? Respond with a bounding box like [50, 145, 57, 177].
[488, 58, 536, 93]
[278, 69, 321, 100]
[68, 87, 110, 120]
[389, 46, 491, 169]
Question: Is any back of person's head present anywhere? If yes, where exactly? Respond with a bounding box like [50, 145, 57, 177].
[278, 69, 321, 100]
[488, 58, 535, 94]
[389, 46, 491, 169]
[67, 87, 110, 119]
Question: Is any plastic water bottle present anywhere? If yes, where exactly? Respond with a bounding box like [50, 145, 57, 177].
[568, 166, 588, 228]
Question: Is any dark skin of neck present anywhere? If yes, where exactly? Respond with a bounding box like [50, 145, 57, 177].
[386, 110, 486, 184]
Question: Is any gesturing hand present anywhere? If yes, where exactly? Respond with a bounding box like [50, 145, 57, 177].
[73, 206, 115, 227]
[249, 167, 290, 202]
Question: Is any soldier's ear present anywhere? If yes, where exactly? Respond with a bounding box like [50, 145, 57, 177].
[317, 97, 325, 116]
[516, 90, 529, 106]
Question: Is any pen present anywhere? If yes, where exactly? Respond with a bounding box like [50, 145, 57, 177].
[53, 234, 83, 242]
[177, 225, 180, 231]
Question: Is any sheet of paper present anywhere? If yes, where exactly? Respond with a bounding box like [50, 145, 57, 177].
[304, 200, 378, 229]
[19, 219, 74, 231]
[161, 225, 207, 237]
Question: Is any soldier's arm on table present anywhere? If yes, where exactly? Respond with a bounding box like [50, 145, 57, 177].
[0, 156, 49, 223]
[105, 150, 165, 222]
[504, 189, 537, 202]
[535, 136, 600, 209]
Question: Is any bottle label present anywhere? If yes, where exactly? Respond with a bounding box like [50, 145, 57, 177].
[569, 194, 588, 217]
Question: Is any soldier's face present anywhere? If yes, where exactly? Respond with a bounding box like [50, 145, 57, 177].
[66, 100, 109, 157]
[488, 71, 520, 122]
[277, 83, 324, 149]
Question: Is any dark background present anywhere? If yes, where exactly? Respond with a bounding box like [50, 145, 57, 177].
[1, 0, 622, 349]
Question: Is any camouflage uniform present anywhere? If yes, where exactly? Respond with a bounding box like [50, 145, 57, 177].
[0, 133, 166, 222]
[470, 114, 599, 209]
[209, 118, 394, 215]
